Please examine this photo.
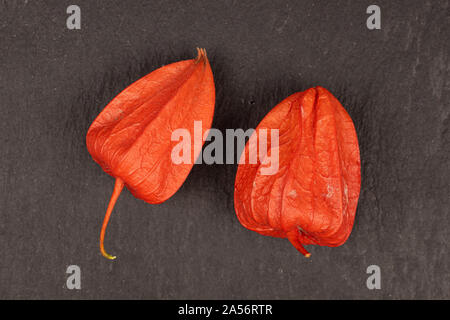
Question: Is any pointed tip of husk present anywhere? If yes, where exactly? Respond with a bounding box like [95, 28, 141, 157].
[194, 47, 208, 64]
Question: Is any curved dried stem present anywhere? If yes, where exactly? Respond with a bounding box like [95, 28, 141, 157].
[100, 178, 124, 260]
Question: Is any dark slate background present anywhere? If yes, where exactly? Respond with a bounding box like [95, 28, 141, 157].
[0, 0, 448, 299]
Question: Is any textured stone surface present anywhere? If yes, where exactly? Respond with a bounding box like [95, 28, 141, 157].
[0, 0, 448, 299]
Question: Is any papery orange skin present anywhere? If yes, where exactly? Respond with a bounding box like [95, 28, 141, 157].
[87, 49, 215, 204]
[234, 87, 361, 256]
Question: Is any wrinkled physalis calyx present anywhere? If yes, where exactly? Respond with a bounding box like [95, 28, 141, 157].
[234, 87, 361, 257]
[86, 48, 215, 259]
